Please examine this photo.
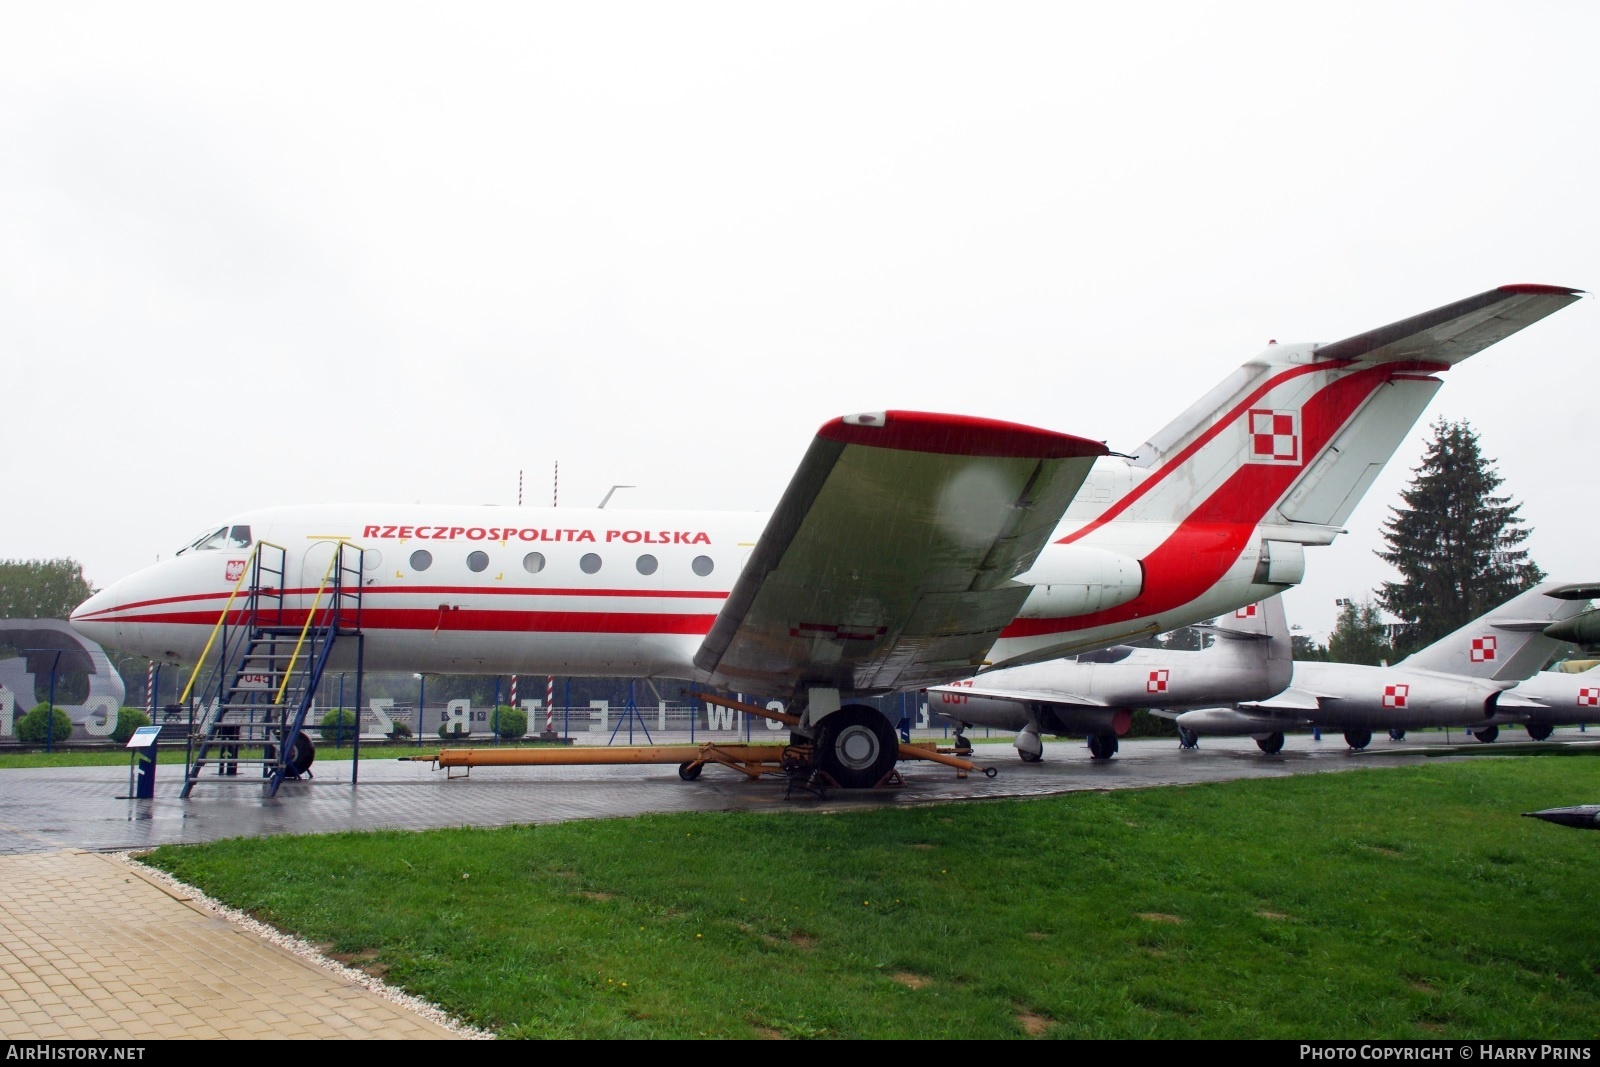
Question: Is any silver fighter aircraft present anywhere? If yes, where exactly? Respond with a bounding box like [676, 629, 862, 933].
[927, 596, 1292, 761]
[1176, 581, 1593, 751]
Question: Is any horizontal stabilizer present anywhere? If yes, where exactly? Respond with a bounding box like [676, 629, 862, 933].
[1313, 285, 1585, 366]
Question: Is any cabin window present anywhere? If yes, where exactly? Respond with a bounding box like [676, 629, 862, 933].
[580, 553, 602, 574]
[362, 549, 382, 572]
[635, 554, 658, 575]
[523, 552, 545, 574]
[466, 550, 489, 573]
[692, 555, 714, 577]
[410, 549, 433, 572]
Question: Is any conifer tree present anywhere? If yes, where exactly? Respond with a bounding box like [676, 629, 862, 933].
[1376, 419, 1541, 655]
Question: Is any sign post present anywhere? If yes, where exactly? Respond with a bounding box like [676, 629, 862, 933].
[125, 725, 163, 799]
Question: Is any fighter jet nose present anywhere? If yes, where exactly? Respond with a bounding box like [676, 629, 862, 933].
[1523, 805, 1600, 829]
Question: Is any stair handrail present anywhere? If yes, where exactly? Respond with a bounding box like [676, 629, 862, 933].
[271, 549, 344, 709]
[177, 542, 266, 707]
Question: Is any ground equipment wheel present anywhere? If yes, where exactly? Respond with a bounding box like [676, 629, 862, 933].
[1526, 724, 1553, 741]
[678, 761, 703, 781]
[815, 705, 899, 788]
[1343, 729, 1372, 751]
[1087, 733, 1118, 760]
[1473, 725, 1500, 744]
[1256, 732, 1285, 754]
[286, 732, 315, 778]
[1177, 726, 1199, 750]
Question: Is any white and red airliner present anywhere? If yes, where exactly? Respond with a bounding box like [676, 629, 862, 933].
[71, 285, 1583, 785]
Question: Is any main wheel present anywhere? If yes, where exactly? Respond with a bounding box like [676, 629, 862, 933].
[815, 705, 899, 788]
[1388, 728, 1407, 741]
[1018, 748, 1042, 763]
[1177, 726, 1199, 750]
[953, 733, 973, 754]
[1473, 725, 1500, 744]
[677, 761, 703, 781]
[1256, 732, 1285, 754]
[1526, 724, 1553, 741]
[1087, 733, 1118, 760]
[1343, 729, 1372, 751]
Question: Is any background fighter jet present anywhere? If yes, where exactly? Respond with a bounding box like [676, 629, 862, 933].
[1482, 661, 1600, 741]
[1175, 581, 1593, 751]
[928, 596, 1291, 761]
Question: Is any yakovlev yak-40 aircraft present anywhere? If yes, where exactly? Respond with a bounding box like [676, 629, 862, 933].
[72, 285, 1583, 787]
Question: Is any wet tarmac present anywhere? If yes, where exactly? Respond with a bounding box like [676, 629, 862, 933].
[6, 727, 1595, 855]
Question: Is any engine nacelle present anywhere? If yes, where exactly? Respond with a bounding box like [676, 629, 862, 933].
[1013, 545, 1143, 618]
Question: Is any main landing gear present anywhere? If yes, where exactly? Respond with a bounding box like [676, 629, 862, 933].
[1255, 732, 1285, 755]
[813, 705, 900, 788]
[1472, 725, 1500, 744]
[1344, 729, 1372, 751]
[1177, 726, 1199, 750]
[952, 727, 973, 754]
[1087, 733, 1119, 761]
[1526, 724, 1554, 741]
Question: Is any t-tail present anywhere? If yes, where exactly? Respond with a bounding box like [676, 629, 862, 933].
[995, 286, 1584, 667]
[1397, 581, 1595, 682]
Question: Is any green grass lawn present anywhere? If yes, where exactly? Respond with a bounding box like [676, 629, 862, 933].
[137, 754, 1600, 1039]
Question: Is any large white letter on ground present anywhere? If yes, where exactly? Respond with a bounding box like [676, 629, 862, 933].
[588, 700, 609, 732]
[444, 699, 471, 735]
[765, 701, 785, 731]
[81, 697, 118, 737]
[0, 687, 12, 736]
[367, 698, 394, 735]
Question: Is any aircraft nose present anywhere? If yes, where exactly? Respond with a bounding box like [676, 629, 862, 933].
[68, 584, 120, 644]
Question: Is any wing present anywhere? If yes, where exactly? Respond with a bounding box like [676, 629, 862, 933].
[928, 683, 1107, 709]
[694, 411, 1106, 696]
[1240, 687, 1326, 713]
[1313, 284, 1584, 366]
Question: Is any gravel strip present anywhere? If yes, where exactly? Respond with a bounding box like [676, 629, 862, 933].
[113, 852, 495, 1039]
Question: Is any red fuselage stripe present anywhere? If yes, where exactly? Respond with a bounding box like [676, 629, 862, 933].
[103, 606, 718, 637]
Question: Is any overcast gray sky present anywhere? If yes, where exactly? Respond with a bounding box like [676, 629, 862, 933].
[2, 1, 1595, 639]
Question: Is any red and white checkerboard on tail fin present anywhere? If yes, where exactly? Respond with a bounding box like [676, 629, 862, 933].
[1397, 581, 1597, 682]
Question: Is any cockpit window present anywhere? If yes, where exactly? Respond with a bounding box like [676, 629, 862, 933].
[228, 525, 251, 548]
[177, 527, 228, 555]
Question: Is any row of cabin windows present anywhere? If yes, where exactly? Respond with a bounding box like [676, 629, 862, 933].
[404, 549, 715, 577]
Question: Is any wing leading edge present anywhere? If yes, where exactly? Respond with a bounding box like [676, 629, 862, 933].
[694, 411, 1107, 697]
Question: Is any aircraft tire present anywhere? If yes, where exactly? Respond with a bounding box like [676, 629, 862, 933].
[953, 734, 973, 754]
[815, 705, 898, 788]
[1018, 748, 1042, 763]
[1256, 732, 1285, 755]
[1526, 724, 1554, 741]
[1473, 725, 1500, 744]
[1388, 729, 1406, 741]
[677, 761, 703, 781]
[1177, 726, 1199, 750]
[1087, 733, 1118, 761]
[1343, 729, 1372, 751]
[286, 733, 315, 778]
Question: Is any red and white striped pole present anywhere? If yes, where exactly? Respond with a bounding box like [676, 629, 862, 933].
[146, 662, 155, 714]
[546, 676, 555, 734]
[509, 675, 517, 711]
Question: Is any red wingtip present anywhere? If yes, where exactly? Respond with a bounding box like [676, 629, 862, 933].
[819, 411, 1108, 459]
[1499, 283, 1585, 296]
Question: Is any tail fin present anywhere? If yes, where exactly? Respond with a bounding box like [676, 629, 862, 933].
[1200, 595, 1294, 693]
[1076, 286, 1582, 536]
[1399, 581, 1595, 681]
